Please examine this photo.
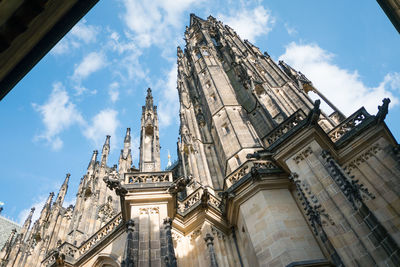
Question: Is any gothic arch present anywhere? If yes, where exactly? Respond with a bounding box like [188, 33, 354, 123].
[92, 254, 119, 267]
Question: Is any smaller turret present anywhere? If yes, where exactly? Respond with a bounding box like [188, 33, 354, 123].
[119, 128, 132, 173]
[20, 208, 35, 238]
[55, 173, 70, 206]
[100, 135, 111, 168]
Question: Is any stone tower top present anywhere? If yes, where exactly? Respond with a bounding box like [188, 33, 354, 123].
[139, 88, 161, 172]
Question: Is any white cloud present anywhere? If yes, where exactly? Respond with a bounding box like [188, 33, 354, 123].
[51, 39, 70, 55]
[157, 64, 179, 127]
[84, 109, 120, 147]
[217, 6, 275, 42]
[284, 23, 297, 36]
[70, 21, 99, 44]
[72, 52, 106, 81]
[108, 82, 120, 103]
[50, 20, 99, 55]
[18, 195, 47, 225]
[122, 0, 201, 48]
[32, 83, 85, 150]
[279, 42, 400, 116]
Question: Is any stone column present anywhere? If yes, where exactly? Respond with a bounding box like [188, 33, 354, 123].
[121, 220, 135, 267]
[163, 218, 177, 267]
[204, 233, 219, 267]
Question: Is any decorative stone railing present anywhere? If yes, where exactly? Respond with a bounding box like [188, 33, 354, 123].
[78, 213, 123, 256]
[125, 171, 173, 184]
[263, 109, 306, 146]
[177, 187, 221, 214]
[328, 107, 370, 143]
[225, 160, 280, 188]
[42, 242, 77, 266]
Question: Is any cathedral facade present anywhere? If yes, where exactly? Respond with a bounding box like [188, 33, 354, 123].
[1, 14, 400, 267]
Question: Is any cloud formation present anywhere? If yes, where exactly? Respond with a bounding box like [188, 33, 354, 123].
[157, 64, 179, 127]
[122, 0, 201, 48]
[32, 83, 85, 150]
[217, 6, 275, 42]
[279, 42, 400, 115]
[51, 20, 99, 55]
[83, 109, 120, 148]
[72, 52, 107, 81]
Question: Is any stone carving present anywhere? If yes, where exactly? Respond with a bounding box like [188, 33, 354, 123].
[79, 214, 123, 255]
[292, 146, 313, 164]
[321, 150, 375, 210]
[126, 172, 173, 184]
[376, 98, 390, 123]
[204, 233, 219, 267]
[190, 228, 202, 241]
[328, 107, 370, 142]
[177, 187, 221, 214]
[264, 109, 306, 146]
[306, 100, 321, 125]
[139, 207, 160, 215]
[226, 160, 280, 186]
[168, 175, 192, 194]
[163, 218, 177, 267]
[344, 144, 381, 172]
[211, 227, 225, 240]
[121, 220, 135, 267]
[97, 196, 115, 222]
[289, 173, 334, 234]
[103, 175, 127, 197]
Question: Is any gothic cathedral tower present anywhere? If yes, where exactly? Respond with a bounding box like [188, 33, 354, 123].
[139, 88, 161, 172]
[2, 14, 400, 267]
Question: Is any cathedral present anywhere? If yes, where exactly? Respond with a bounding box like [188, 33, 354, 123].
[1, 14, 400, 267]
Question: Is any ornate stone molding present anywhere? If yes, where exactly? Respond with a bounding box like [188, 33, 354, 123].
[204, 233, 219, 267]
[344, 144, 381, 172]
[321, 150, 375, 210]
[139, 207, 160, 215]
[289, 173, 334, 234]
[293, 146, 313, 164]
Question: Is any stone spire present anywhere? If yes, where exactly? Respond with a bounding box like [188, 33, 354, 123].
[145, 87, 153, 110]
[55, 173, 70, 206]
[167, 150, 172, 168]
[38, 192, 54, 223]
[139, 88, 161, 172]
[87, 150, 98, 170]
[20, 208, 35, 238]
[100, 135, 111, 168]
[119, 128, 132, 173]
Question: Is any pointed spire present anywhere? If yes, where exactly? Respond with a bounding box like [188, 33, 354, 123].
[145, 88, 153, 110]
[55, 173, 70, 206]
[167, 150, 172, 168]
[119, 128, 132, 173]
[101, 135, 111, 168]
[38, 192, 54, 223]
[20, 208, 35, 237]
[88, 150, 98, 170]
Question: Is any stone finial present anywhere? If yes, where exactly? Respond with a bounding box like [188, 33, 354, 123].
[204, 233, 219, 267]
[376, 98, 390, 123]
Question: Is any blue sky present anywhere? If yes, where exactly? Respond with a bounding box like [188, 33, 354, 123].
[1, 0, 399, 224]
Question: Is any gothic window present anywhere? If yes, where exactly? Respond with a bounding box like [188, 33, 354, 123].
[211, 36, 219, 47]
[201, 48, 209, 56]
[205, 81, 211, 89]
[235, 154, 241, 165]
[196, 51, 202, 59]
[222, 123, 230, 135]
[210, 93, 216, 102]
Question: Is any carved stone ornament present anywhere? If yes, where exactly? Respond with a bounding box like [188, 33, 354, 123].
[293, 146, 313, 164]
[321, 150, 375, 210]
[97, 196, 115, 222]
[344, 144, 381, 172]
